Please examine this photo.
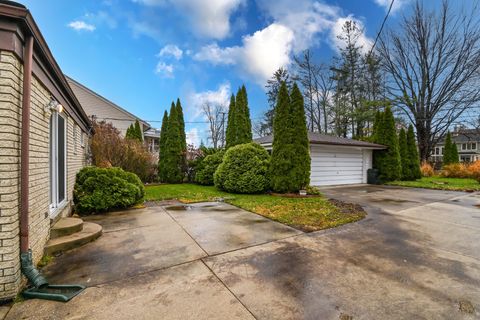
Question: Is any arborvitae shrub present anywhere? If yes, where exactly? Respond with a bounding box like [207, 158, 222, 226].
[214, 143, 270, 194]
[74, 167, 144, 215]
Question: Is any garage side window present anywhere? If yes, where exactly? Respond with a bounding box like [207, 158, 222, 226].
[49, 112, 66, 216]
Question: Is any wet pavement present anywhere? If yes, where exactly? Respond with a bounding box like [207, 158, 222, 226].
[6, 186, 480, 319]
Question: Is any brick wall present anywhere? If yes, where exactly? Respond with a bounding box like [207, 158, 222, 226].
[0, 51, 88, 300]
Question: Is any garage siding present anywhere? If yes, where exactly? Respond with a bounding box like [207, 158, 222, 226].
[310, 145, 370, 186]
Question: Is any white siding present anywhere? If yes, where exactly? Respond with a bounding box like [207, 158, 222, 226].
[310, 145, 372, 186]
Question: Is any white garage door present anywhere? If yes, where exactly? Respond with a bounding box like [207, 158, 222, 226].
[310, 145, 364, 186]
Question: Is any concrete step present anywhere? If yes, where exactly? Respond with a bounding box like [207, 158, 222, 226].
[50, 217, 84, 239]
[45, 222, 102, 255]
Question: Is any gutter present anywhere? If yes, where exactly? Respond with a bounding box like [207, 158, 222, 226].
[19, 35, 48, 288]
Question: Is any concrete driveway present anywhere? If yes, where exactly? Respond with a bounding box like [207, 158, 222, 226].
[6, 186, 480, 319]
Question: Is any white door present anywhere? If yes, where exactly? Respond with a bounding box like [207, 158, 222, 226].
[310, 145, 364, 186]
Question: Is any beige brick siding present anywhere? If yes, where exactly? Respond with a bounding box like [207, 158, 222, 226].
[0, 51, 23, 299]
[0, 51, 88, 300]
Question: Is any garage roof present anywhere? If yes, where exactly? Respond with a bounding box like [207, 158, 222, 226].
[255, 132, 386, 149]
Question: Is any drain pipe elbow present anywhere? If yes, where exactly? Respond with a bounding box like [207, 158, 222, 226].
[20, 250, 48, 288]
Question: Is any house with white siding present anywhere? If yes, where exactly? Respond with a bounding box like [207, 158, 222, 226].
[0, 1, 101, 301]
[255, 132, 385, 186]
[66, 76, 150, 138]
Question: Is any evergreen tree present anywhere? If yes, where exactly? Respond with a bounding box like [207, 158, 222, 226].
[176, 98, 187, 175]
[398, 128, 408, 180]
[163, 103, 183, 183]
[176, 98, 187, 151]
[134, 120, 143, 141]
[158, 110, 169, 182]
[241, 85, 252, 141]
[125, 124, 135, 139]
[234, 85, 252, 145]
[289, 83, 310, 188]
[372, 106, 401, 182]
[371, 110, 382, 142]
[225, 94, 236, 149]
[406, 125, 421, 179]
[270, 82, 296, 192]
[443, 132, 459, 166]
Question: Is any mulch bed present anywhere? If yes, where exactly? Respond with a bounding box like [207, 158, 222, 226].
[328, 198, 366, 216]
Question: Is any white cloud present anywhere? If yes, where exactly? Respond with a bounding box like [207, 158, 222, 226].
[185, 82, 231, 119]
[155, 62, 174, 78]
[68, 20, 96, 32]
[158, 44, 183, 60]
[256, 0, 339, 52]
[194, 23, 294, 84]
[374, 0, 409, 13]
[330, 16, 373, 54]
[194, 43, 238, 65]
[132, 0, 245, 39]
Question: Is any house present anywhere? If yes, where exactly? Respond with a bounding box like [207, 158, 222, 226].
[431, 128, 480, 164]
[144, 128, 161, 155]
[255, 132, 385, 186]
[0, 0, 103, 300]
[66, 76, 151, 138]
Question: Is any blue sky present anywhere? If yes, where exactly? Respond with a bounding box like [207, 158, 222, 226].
[18, 0, 413, 145]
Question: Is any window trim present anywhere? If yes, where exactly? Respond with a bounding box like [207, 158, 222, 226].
[49, 112, 67, 218]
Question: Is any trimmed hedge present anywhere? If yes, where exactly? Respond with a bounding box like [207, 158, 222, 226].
[195, 150, 225, 185]
[214, 143, 270, 194]
[73, 167, 144, 215]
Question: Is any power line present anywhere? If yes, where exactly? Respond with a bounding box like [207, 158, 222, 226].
[368, 0, 395, 57]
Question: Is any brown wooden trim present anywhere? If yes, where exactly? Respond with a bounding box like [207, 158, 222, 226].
[0, 2, 91, 133]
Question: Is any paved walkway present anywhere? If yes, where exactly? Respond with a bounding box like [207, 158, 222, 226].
[6, 187, 480, 319]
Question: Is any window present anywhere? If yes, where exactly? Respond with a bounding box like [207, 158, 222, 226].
[462, 143, 467, 150]
[440, 147, 444, 155]
[73, 124, 77, 155]
[434, 147, 439, 155]
[472, 143, 477, 150]
[49, 112, 66, 217]
[80, 131, 85, 147]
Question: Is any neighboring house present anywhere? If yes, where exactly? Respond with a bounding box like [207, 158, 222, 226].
[431, 129, 480, 163]
[144, 128, 161, 156]
[66, 76, 151, 138]
[255, 132, 385, 186]
[0, 1, 95, 300]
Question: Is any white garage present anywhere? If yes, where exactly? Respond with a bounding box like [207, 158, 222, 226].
[255, 132, 385, 187]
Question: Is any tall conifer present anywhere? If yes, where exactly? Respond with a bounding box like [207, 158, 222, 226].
[289, 83, 310, 188]
[398, 128, 408, 180]
[225, 94, 236, 149]
[372, 106, 401, 182]
[270, 82, 296, 192]
[406, 125, 421, 179]
[163, 103, 183, 183]
[158, 110, 169, 182]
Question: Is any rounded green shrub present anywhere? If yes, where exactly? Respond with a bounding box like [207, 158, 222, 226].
[214, 143, 270, 194]
[73, 166, 144, 215]
[195, 150, 225, 185]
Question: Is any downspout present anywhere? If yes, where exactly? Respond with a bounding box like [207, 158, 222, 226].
[19, 35, 48, 288]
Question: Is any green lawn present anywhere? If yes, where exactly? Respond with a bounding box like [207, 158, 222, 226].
[145, 184, 365, 232]
[387, 177, 480, 192]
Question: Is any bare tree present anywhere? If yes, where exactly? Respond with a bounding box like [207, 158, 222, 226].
[294, 51, 335, 134]
[378, 0, 480, 160]
[202, 102, 226, 149]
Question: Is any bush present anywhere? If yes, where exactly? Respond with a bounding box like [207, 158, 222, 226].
[91, 121, 155, 182]
[73, 167, 144, 215]
[467, 160, 480, 181]
[306, 185, 321, 195]
[214, 143, 270, 194]
[195, 150, 225, 185]
[440, 163, 469, 178]
[420, 161, 435, 177]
